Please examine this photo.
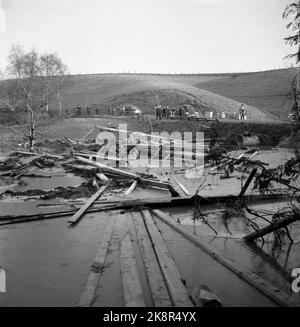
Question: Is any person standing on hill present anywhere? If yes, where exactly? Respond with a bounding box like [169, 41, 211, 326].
[156, 106, 159, 119]
[239, 104, 246, 120]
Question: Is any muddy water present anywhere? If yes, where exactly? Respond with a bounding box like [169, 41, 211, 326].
[0, 148, 298, 306]
[0, 213, 109, 306]
[0, 167, 84, 196]
[154, 217, 277, 307]
[163, 202, 300, 306]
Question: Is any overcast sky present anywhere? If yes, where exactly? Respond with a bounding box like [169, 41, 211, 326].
[0, 0, 295, 74]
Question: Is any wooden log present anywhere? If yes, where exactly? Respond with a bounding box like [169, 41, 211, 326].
[76, 156, 138, 179]
[78, 214, 116, 307]
[120, 233, 146, 307]
[141, 210, 193, 307]
[152, 209, 298, 307]
[131, 212, 172, 307]
[244, 209, 300, 242]
[68, 183, 110, 225]
[124, 180, 138, 195]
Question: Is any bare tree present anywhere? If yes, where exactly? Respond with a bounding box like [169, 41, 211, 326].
[4, 45, 67, 151]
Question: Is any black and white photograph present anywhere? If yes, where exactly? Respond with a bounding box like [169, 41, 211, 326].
[0, 0, 299, 313]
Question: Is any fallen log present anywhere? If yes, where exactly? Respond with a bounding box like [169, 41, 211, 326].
[244, 209, 300, 242]
[68, 183, 110, 225]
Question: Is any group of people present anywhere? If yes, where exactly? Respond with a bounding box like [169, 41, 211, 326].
[76, 104, 99, 116]
[155, 106, 179, 120]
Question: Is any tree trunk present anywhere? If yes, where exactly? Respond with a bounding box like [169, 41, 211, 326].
[29, 119, 35, 152]
[244, 210, 300, 242]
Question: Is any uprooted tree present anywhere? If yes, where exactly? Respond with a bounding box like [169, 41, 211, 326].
[0, 45, 68, 151]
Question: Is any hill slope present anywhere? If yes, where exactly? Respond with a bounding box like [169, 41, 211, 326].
[1, 68, 297, 122]
[195, 68, 297, 120]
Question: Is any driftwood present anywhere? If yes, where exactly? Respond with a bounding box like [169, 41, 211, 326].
[244, 208, 300, 242]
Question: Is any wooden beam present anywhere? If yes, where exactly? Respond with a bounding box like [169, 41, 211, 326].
[131, 212, 172, 307]
[79, 127, 97, 143]
[77, 156, 172, 190]
[152, 209, 298, 307]
[76, 156, 138, 179]
[124, 180, 138, 195]
[68, 183, 110, 225]
[141, 210, 193, 307]
[78, 214, 116, 307]
[0, 193, 292, 226]
[171, 176, 191, 196]
[120, 233, 146, 307]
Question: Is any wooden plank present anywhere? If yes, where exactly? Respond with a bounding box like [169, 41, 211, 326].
[0, 193, 292, 226]
[76, 156, 138, 179]
[171, 176, 191, 196]
[131, 212, 172, 307]
[96, 173, 109, 184]
[68, 183, 110, 225]
[120, 233, 146, 307]
[141, 210, 193, 307]
[78, 214, 116, 307]
[79, 127, 97, 143]
[124, 180, 138, 195]
[152, 209, 298, 307]
[77, 156, 172, 190]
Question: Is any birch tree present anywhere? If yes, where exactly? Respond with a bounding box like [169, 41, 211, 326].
[5, 45, 67, 150]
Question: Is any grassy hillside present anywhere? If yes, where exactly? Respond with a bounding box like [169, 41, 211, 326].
[195, 68, 298, 120]
[1, 68, 296, 122]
